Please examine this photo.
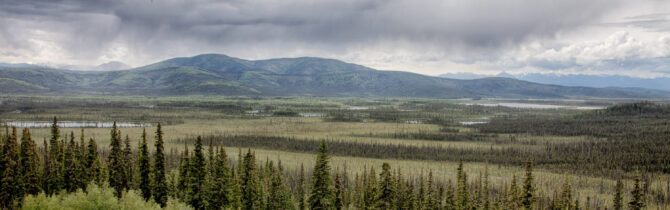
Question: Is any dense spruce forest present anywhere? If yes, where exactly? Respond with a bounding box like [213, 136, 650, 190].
[0, 117, 657, 209]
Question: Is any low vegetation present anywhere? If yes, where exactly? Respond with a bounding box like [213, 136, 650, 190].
[1, 96, 669, 209]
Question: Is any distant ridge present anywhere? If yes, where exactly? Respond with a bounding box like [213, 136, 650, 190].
[0, 54, 668, 98]
[440, 72, 670, 91]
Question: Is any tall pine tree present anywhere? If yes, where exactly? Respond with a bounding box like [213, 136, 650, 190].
[138, 128, 152, 201]
[63, 131, 78, 192]
[123, 135, 134, 189]
[153, 123, 169, 207]
[84, 138, 100, 186]
[309, 140, 335, 210]
[377, 162, 395, 209]
[241, 149, 263, 210]
[45, 117, 63, 196]
[107, 122, 126, 198]
[298, 163, 307, 210]
[207, 146, 233, 209]
[266, 161, 294, 210]
[0, 127, 19, 208]
[334, 173, 345, 210]
[521, 158, 535, 209]
[629, 176, 645, 210]
[457, 160, 470, 209]
[613, 179, 623, 210]
[187, 136, 207, 210]
[19, 128, 41, 196]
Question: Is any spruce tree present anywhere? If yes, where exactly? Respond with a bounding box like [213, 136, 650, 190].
[207, 138, 214, 176]
[208, 146, 233, 209]
[177, 145, 190, 201]
[138, 128, 152, 201]
[107, 122, 127, 198]
[483, 163, 491, 210]
[457, 160, 470, 209]
[63, 132, 78, 192]
[613, 179, 623, 210]
[19, 128, 41, 196]
[377, 163, 395, 209]
[309, 140, 335, 210]
[76, 129, 87, 190]
[334, 173, 345, 210]
[445, 180, 456, 209]
[629, 176, 645, 210]
[188, 136, 207, 210]
[241, 149, 263, 210]
[509, 174, 520, 209]
[425, 170, 439, 210]
[45, 117, 63, 195]
[266, 161, 294, 210]
[298, 163, 307, 210]
[559, 174, 573, 209]
[0, 127, 19, 209]
[521, 158, 535, 209]
[123, 135, 134, 189]
[84, 138, 100, 186]
[153, 123, 169, 207]
[364, 166, 378, 209]
[0, 126, 6, 194]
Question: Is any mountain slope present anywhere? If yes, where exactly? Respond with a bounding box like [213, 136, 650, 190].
[440, 72, 670, 91]
[1, 54, 668, 98]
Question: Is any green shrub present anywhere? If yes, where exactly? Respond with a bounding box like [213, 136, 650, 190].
[22, 184, 192, 210]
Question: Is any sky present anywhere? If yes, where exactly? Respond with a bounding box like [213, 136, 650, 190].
[1, 0, 669, 77]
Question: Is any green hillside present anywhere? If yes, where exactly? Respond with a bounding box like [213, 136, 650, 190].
[0, 54, 667, 98]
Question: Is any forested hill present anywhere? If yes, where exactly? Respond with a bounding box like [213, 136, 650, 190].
[1, 54, 668, 98]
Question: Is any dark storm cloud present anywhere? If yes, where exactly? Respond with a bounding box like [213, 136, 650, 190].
[0, 0, 622, 67]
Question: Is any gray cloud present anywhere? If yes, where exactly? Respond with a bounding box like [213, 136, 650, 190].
[0, 0, 643, 75]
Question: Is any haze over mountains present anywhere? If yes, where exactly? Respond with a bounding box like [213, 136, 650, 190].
[440, 72, 670, 91]
[0, 54, 668, 98]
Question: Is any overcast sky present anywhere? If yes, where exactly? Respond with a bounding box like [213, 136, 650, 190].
[1, 0, 670, 77]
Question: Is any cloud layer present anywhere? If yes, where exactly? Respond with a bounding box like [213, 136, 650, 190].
[1, 0, 668, 77]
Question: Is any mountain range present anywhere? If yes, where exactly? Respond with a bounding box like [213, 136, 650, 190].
[440, 72, 670, 91]
[1, 54, 668, 98]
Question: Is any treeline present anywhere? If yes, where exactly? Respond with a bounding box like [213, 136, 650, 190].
[183, 134, 670, 177]
[0, 118, 655, 209]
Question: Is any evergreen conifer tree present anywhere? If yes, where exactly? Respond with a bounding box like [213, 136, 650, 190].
[334, 173, 345, 210]
[153, 123, 169, 207]
[19, 128, 41, 196]
[509, 174, 520, 209]
[377, 162, 395, 209]
[457, 160, 470, 209]
[266, 161, 294, 210]
[629, 176, 645, 210]
[298, 163, 307, 210]
[241, 149, 263, 210]
[187, 136, 207, 210]
[0, 127, 19, 208]
[63, 132, 78, 192]
[76, 129, 87, 191]
[364, 166, 378, 209]
[138, 128, 152, 201]
[309, 140, 335, 210]
[123, 135, 134, 189]
[45, 117, 63, 195]
[107, 122, 127, 198]
[521, 159, 535, 209]
[613, 179, 623, 210]
[208, 146, 233, 209]
[84, 138, 100, 186]
[178, 145, 190, 202]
